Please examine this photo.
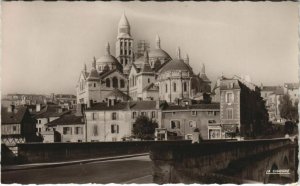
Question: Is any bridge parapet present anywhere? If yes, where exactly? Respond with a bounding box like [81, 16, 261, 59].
[150, 138, 297, 184]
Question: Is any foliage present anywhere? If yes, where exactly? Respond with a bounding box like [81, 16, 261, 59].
[132, 115, 158, 140]
[279, 94, 299, 122]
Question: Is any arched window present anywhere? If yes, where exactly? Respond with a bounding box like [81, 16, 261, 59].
[106, 78, 111, 87]
[173, 82, 177, 92]
[120, 79, 125, 88]
[183, 82, 187, 92]
[165, 84, 168, 93]
[112, 77, 118, 88]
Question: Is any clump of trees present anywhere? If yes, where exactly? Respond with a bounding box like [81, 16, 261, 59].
[279, 94, 298, 122]
[132, 115, 158, 140]
[279, 94, 298, 135]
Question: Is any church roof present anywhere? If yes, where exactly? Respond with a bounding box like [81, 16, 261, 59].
[118, 13, 130, 28]
[160, 59, 193, 73]
[106, 88, 131, 100]
[87, 68, 99, 81]
[96, 55, 120, 65]
[143, 83, 159, 92]
[148, 49, 171, 59]
[200, 73, 210, 82]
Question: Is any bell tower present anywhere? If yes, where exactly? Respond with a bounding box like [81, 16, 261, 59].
[116, 13, 134, 68]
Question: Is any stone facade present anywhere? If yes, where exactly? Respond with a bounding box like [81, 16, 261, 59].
[220, 76, 269, 138]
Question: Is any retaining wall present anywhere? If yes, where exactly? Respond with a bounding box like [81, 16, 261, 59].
[17, 140, 191, 164]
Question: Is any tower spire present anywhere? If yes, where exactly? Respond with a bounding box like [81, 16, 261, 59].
[92, 57, 96, 69]
[105, 42, 110, 55]
[176, 47, 181, 59]
[201, 63, 206, 74]
[156, 34, 161, 49]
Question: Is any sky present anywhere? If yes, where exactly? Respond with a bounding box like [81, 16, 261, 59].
[1, 1, 299, 95]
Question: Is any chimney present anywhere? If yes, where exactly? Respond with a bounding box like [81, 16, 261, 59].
[36, 104, 41, 112]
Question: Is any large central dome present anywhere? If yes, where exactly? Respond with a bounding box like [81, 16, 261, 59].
[160, 59, 192, 73]
[148, 48, 170, 59]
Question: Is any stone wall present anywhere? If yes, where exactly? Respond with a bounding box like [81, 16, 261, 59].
[150, 138, 295, 184]
[17, 140, 190, 164]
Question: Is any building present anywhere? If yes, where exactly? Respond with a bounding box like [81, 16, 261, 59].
[160, 101, 221, 140]
[45, 112, 85, 143]
[34, 104, 70, 134]
[54, 94, 77, 109]
[1, 105, 37, 153]
[260, 85, 284, 122]
[84, 100, 162, 142]
[76, 13, 211, 107]
[283, 83, 299, 105]
[219, 76, 269, 138]
[2, 93, 47, 107]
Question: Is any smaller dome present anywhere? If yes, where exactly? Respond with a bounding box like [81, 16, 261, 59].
[87, 68, 99, 81]
[160, 59, 192, 74]
[96, 55, 119, 64]
[148, 49, 170, 59]
[133, 56, 145, 67]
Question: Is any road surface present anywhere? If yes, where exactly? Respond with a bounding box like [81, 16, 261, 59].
[1, 155, 152, 184]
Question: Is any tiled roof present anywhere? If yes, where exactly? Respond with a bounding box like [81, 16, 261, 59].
[46, 113, 84, 126]
[87, 100, 160, 111]
[1, 106, 28, 124]
[163, 102, 220, 111]
[261, 86, 279, 92]
[35, 105, 70, 118]
[86, 102, 129, 111]
[130, 101, 158, 110]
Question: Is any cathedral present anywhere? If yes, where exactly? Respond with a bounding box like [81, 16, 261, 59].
[76, 13, 211, 107]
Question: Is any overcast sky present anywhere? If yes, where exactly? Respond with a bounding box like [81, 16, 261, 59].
[2, 1, 298, 95]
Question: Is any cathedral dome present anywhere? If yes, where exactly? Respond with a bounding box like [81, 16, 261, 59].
[148, 49, 170, 59]
[160, 59, 192, 74]
[96, 43, 123, 70]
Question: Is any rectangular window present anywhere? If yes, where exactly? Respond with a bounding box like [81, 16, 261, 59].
[226, 93, 233, 103]
[75, 127, 83, 135]
[132, 112, 137, 119]
[141, 112, 146, 116]
[170, 120, 180, 129]
[151, 111, 156, 118]
[93, 125, 98, 136]
[208, 120, 216, 123]
[92, 113, 97, 120]
[112, 112, 117, 120]
[191, 111, 197, 116]
[189, 121, 196, 128]
[227, 109, 233, 119]
[111, 124, 119, 134]
[63, 127, 72, 135]
[38, 120, 41, 124]
[12, 126, 17, 132]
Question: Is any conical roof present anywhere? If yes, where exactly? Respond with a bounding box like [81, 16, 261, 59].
[87, 68, 99, 81]
[118, 13, 130, 28]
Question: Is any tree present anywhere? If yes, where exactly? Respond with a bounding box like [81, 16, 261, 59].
[279, 94, 299, 122]
[132, 115, 158, 140]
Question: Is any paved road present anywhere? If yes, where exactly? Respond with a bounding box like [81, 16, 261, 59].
[1, 155, 152, 184]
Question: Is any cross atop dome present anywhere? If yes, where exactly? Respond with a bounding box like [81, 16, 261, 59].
[177, 47, 181, 59]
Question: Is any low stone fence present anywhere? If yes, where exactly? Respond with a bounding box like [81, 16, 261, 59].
[150, 138, 293, 184]
[17, 140, 191, 164]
